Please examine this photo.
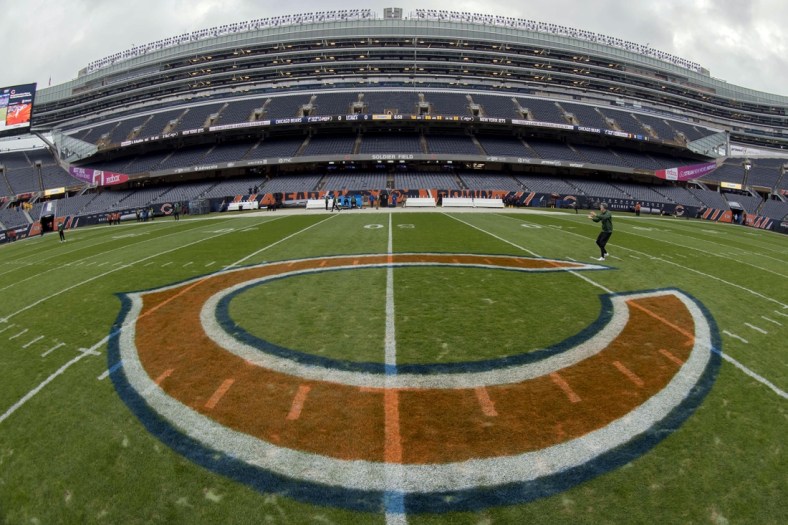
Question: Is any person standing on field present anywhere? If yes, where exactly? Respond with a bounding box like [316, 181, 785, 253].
[588, 202, 612, 261]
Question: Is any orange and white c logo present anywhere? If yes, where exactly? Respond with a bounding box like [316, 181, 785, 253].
[109, 254, 720, 514]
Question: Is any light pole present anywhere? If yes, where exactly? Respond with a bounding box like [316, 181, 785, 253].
[741, 158, 752, 190]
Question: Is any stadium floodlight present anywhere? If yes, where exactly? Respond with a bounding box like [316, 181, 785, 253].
[741, 158, 752, 189]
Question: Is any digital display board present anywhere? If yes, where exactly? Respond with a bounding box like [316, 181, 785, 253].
[0, 83, 36, 138]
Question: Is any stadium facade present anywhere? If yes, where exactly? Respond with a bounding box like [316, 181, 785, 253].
[1, 8, 787, 241]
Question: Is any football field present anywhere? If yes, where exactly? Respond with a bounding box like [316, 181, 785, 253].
[0, 208, 785, 524]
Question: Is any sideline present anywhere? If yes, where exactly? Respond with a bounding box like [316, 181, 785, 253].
[545, 214, 788, 309]
[445, 213, 613, 294]
[0, 215, 331, 425]
[0, 221, 198, 291]
[482, 212, 788, 398]
[0, 216, 260, 323]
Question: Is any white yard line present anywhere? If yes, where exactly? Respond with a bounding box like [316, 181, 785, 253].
[22, 335, 45, 349]
[723, 330, 748, 344]
[744, 323, 768, 334]
[552, 216, 788, 309]
[0, 221, 247, 324]
[224, 215, 335, 269]
[446, 213, 613, 294]
[0, 216, 325, 425]
[0, 348, 98, 424]
[9, 328, 29, 340]
[384, 213, 407, 525]
[450, 212, 787, 400]
[41, 342, 66, 357]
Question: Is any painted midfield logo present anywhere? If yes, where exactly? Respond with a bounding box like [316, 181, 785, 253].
[109, 254, 720, 513]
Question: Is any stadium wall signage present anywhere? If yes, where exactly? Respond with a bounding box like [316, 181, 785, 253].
[119, 114, 656, 149]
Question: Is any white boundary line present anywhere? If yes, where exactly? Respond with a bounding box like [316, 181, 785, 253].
[0, 215, 325, 425]
[0, 347, 99, 424]
[0, 218, 248, 324]
[454, 212, 787, 399]
[723, 330, 748, 344]
[93, 213, 336, 385]
[0, 222, 185, 287]
[715, 351, 788, 399]
[544, 215, 788, 309]
[445, 213, 613, 294]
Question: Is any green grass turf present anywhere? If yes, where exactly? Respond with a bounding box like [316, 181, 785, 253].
[0, 209, 786, 524]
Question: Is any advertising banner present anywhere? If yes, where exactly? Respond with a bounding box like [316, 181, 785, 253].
[655, 161, 718, 181]
[69, 166, 129, 186]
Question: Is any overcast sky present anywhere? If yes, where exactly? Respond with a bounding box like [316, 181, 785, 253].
[4, 0, 787, 97]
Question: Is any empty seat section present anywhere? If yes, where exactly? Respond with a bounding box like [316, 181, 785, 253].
[724, 193, 762, 214]
[302, 135, 357, 156]
[173, 103, 226, 132]
[6, 167, 41, 194]
[157, 145, 211, 170]
[153, 181, 216, 203]
[760, 200, 788, 220]
[262, 174, 322, 193]
[525, 139, 585, 162]
[470, 94, 518, 118]
[688, 188, 729, 209]
[635, 114, 678, 141]
[313, 93, 358, 115]
[246, 138, 305, 159]
[425, 135, 479, 155]
[597, 109, 646, 135]
[477, 136, 529, 156]
[263, 95, 312, 119]
[567, 179, 629, 200]
[213, 98, 266, 126]
[201, 142, 255, 164]
[136, 109, 186, 140]
[78, 121, 119, 145]
[323, 172, 387, 191]
[394, 172, 461, 190]
[517, 98, 567, 124]
[361, 92, 418, 114]
[611, 149, 661, 170]
[425, 92, 471, 115]
[459, 172, 521, 191]
[108, 115, 153, 145]
[560, 102, 610, 129]
[359, 134, 421, 154]
[0, 208, 31, 228]
[42, 166, 81, 189]
[201, 177, 266, 199]
[516, 175, 579, 195]
[651, 186, 704, 206]
[124, 151, 174, 174]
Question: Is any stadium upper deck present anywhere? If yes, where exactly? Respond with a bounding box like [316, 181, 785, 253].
[32, 9, 786, 153]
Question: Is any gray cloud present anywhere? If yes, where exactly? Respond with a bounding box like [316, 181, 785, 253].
[5, 0, 787, 96]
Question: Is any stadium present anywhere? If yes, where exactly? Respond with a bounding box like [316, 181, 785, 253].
[0, 7, 786, 525]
